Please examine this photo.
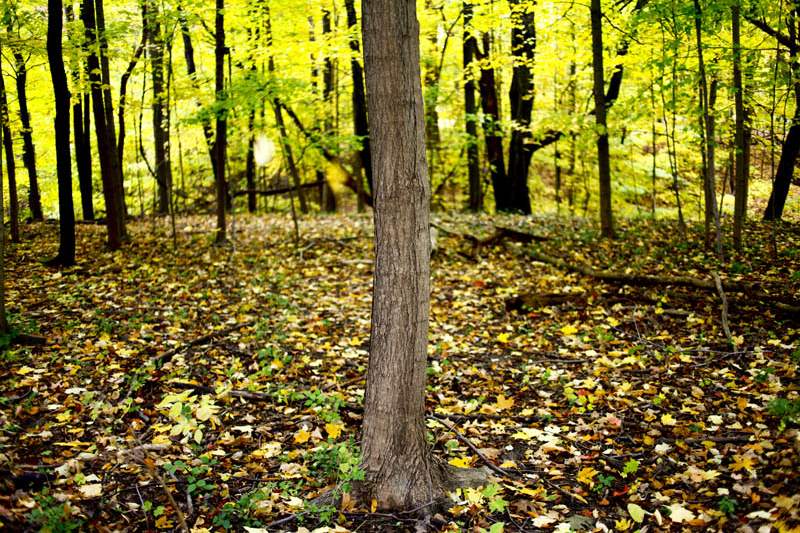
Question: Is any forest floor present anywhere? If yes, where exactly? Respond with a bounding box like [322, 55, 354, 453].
[1, 213, 799, 532]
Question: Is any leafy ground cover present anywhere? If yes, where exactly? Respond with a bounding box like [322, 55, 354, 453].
[1, 214, 798, 532]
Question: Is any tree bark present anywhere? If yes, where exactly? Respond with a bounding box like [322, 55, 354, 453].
[8, 43, 43, 221]
[506, 0, 535, 215]
[732, 2, 748, 247]
[214, 0, 227, 242]
[145, 0, 172, 215]
[84, 0, 125, 249]
[344, 0, 373, 200]
[464, 1, 481, 211]
[46, 0, 76, 265]
[65, 4, 95, 221]
[476, 33, 508, 211]
[118, 5, 146, 185]
[0, 119, 7, 332]
[591, 0, 613, 238]
[360, 0, 442, 509]
[0, 57, 19, 243]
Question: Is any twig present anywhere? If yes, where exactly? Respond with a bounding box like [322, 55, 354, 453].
[149, 320, 256, 368]
[713, 272, 733, 345]
[131, 433, 189, 533]
[428, 415, 510, 478]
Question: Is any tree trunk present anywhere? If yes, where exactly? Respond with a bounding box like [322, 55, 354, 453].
[84, 0, 125, 249]
[360, 0, 443, 509]
[763, 2, 799, 221]
[177, 3, 218, 182]
[9, 46, 43, 221]
[118, 6, 146, 184]
[66, 4, 95, 221]
[476, 33, 508, 212]
[47, 0, 75, 265]
[214, 0, 227, 242]
[464, 1, 481, 212]
[506, 0, 535, 215]
[591, 0, 613, 238]
[0, 120, 7, 332]
[0, 57, 19, 243]
[320, 8, 335, 213]
[145, 0, 172, 215]
[344, 0, 373, 201]
[693, 0, 720, 253]
[732, 2, 748, 247]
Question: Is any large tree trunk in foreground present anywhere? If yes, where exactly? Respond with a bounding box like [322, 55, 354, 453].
[591, 0, 613, 238]
[360, 0, 442, 509]
[47, 0, 76, 266]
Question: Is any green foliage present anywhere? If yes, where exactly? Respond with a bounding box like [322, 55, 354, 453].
[767, 397, 800, 430]
[307, 438, 364, 493]
[212, 488, 271, 530]
[718, 496, 738, 516]
[27, 491, 84, 533]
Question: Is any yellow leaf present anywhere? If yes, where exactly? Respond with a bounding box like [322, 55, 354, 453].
[660, 413, 677, 426]
[628, 503, 646, 523]
[56, 411, 72, 422]
[577, 466, 598, 486]
[497, 332, 511, 343]
[607, 317, 620, 327]
[325, 422, 344, 440]
[731, 454, 755, 472]
[560, 324, 578, 336]
[495, 394, 514, 411]
[448, 456, 474, 469]
[16, 366, 36, 375]
[294, 428, 311, 444]
[615, 518, 632, 530]
[370, 498, 378, 513]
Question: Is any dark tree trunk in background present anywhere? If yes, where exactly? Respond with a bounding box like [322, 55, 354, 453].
[214, 0, 227, 242]
[0, 124, 7, 332]
[10, 47, 43, 221]
[476, 33, 508, 211]
[591, 0, 614, 238]
[464, 0, 481, 211]
[0, 57, 19, 243]
[178, 4, 218, 183]
[245, 109, 257, 213]
[320, 7, 335, 213]
[763, 2, 799, 221]
[84, 0, 125, 249]
[118, 6, 146, 184]
[732, 2, 748, 247]
[506, 0, 535, 215]
[360, 0, 445, 509]
[345, 0, 373, 201]
[66, 4, 95, 221]
[47, 0, 75, 265]
[146, 0, 172, 215]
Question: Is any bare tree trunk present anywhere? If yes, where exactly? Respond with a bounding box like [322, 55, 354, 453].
[84, 0, 125, 249]
[320, 7, 335, 213]
[214, 0, 227, 242]
[145, 0, 172, 215]
[591, 0, 613, 238]
[47, 0, 75, 266]
[476, 33, 508, 212]
[464, 0, 481, 211]
[345, 0, 373, 206]
[8, 38, 43, 221]
[0, 58, 19, 243]
[118, 5, 146, 184]
[0, 121, 6, 332]
[360, 0, 445, 508]
[732, 1, 748, 250]
[65, 5, 94, 221]
[506, 0, 535, 215]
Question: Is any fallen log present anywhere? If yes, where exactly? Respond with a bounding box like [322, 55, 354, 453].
[525, 248, 800, 310]
[431, 222, 548, 258]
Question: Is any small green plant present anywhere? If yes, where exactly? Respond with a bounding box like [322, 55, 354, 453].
[307, 439, 364, 493]
[767, 397, 800, 430]
[593, 474, 615, 493]
[482, 483, 508, 513]
[718, 496, 738, 516]
[212, 488, 271, 530]
[28, 490, 84, 533]
[163, 456, 218, 496]
[620, 458, 639, 479]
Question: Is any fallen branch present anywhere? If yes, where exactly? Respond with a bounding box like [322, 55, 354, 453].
[149, 320, 255, 368]
[429, 415, 511, 478]
[713, 272, 733, 345]
[525, 248, 800, 309]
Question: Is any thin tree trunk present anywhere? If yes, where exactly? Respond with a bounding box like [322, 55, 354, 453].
[214, 0, 227, 242]
[0, 121, 6, 332]
[8, 44, 42, 221]
[66, 5, 94, 221]
[0, 57, 19, 243]
[476, 33, 508, 211]
[46, 0, 75, 265]
[118, 6, 146, 183]
[84, 0, 125, 249]
[463, 0, 481, 211]
[145, 0, 172, 215]
[320, 8, 335, 213]
[732, 1, 748, 248]
[506, 0, 535, 215]
[591, 0, 613, 238]
[345, 0, 373, 204]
